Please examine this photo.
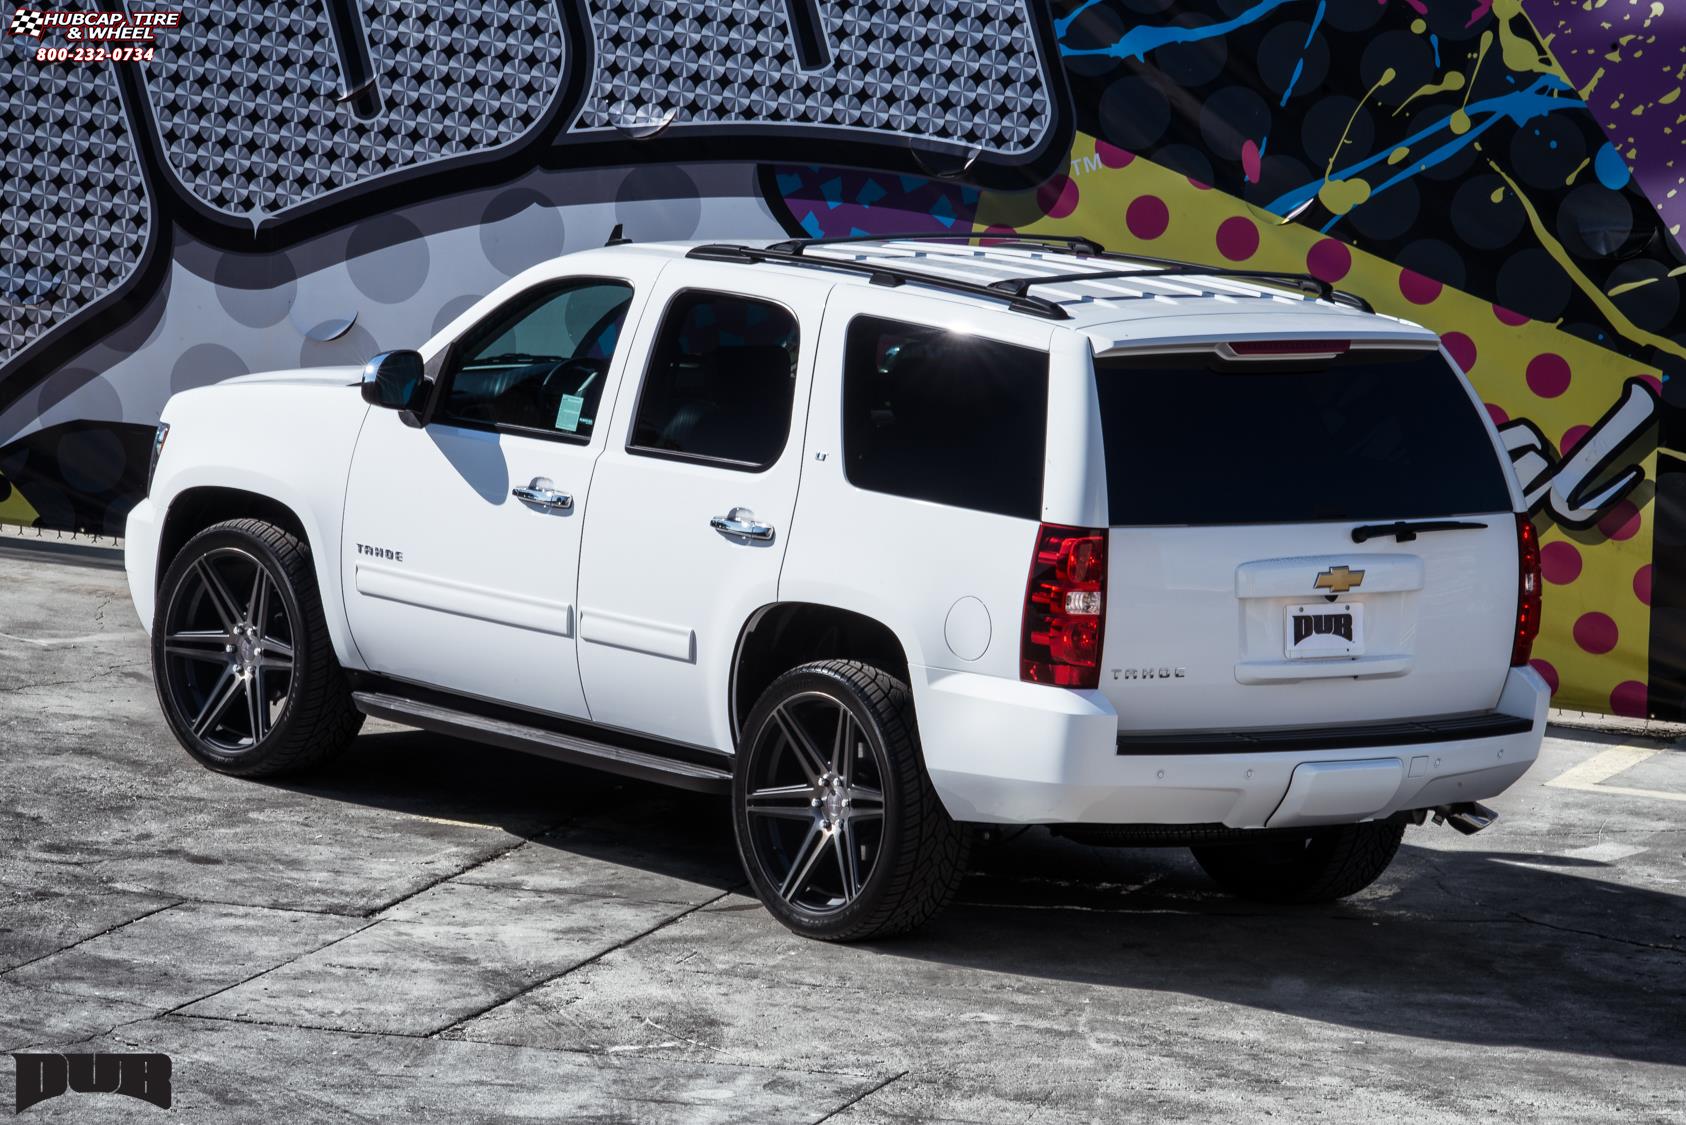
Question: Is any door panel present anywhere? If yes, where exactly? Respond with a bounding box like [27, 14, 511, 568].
[343, 418, 596, 714]
[342, 274, 652, 718]
[577, 270, 832, 750]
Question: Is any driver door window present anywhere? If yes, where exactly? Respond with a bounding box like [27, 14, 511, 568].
[438, 280, 633, 441]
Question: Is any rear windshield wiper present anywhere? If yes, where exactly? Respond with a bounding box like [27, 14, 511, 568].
[1351, 519, 1490, 543]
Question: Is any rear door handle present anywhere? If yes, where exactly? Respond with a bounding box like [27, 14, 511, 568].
[710, 507, 774, 541]
[513, 477, 573, 510]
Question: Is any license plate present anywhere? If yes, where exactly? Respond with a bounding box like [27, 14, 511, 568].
[1284, 602, 1364, 659]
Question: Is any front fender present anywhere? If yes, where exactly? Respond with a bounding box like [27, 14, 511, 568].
[145, 382, 371, 669]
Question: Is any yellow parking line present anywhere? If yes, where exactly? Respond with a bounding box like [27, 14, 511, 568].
[1545, 746, 1686, 802]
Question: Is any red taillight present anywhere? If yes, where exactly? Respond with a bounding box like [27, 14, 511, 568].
[1512, 513, 1541, 667]
[1021, 524, 1108, 689]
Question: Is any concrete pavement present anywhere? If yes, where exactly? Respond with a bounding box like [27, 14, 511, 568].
[1, 538, 1683, 1122]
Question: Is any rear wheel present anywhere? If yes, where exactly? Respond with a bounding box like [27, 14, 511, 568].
[1190, 820, 1406, 904]
[732, 660, 970, 941]
[153, 518, 362, 777]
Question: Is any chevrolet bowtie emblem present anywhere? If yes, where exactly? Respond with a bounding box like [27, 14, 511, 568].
[1314, 565, 1366, 595]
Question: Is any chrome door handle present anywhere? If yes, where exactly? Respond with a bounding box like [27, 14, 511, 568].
[513, 478, 573, 510]
[711, 508, 774, 541]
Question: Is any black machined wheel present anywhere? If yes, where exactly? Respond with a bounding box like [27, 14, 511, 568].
[159, 545, 294, 753]
[153, 519, 361, 777]
[733, 660, 970, 942]
[742, 689, 889, 915]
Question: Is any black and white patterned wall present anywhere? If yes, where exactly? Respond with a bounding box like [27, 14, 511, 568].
[0, 0, 1064, 532]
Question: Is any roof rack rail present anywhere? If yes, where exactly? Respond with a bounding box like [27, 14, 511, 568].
[759, 231, 1375, 314]
[766, 231, 1111, 257]
[685, 243, 1073, 320]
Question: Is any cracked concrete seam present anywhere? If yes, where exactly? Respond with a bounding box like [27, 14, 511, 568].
[431, 888, 738, 1040]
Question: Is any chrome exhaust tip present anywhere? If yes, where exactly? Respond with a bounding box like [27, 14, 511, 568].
[1431, 801, 1499, 835]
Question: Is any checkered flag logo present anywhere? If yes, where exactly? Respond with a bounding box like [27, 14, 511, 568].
[8, 8, 45, 36]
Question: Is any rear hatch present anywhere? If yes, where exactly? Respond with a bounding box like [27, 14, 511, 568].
[1093, 343, 1520, 733]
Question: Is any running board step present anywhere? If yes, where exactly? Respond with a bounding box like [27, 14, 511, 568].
[351, 691, 732, 794]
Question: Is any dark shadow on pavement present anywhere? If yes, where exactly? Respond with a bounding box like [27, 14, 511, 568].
[269, 727, 1686, 1068]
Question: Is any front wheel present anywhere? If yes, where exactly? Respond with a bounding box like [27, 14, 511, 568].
[152, 518, 362, 777]
[1190, 820, 1406, 904]
[732, 660, 970, 941]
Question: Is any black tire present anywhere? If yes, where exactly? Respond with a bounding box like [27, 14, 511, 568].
[152, 518, 362, 777]
[732, 660, 970, 941]
[1190, 820, 1406, 904]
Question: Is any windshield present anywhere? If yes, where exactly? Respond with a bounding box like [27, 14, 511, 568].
[1094, 348, 1513, 525]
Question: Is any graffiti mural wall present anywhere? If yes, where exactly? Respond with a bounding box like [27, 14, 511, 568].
[1, 0, 1682, 716]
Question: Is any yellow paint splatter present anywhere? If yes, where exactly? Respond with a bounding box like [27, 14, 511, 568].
[1411, 17, 1427, 33]
[1453, 30, 1494, 136]
[1319, 178, 1373, 215]
[1490, 186, 1506, 203]
[1393, 70, 1467, 116]
[1566, 155, 1590, 184]
[1493, 0, 1570, 79]
[1316, 67, 1393, 214]
[1488, 160, 1686, 362]
[1387, 146, 1411, 165]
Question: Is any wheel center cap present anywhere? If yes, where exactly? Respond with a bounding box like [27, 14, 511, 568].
[822, 787, 845, 823]
[234, 629, 257, 668]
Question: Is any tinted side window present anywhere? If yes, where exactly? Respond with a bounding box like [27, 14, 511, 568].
[841, 316, 1048, 519]
[628, 291, 799, 470]
[439, 280, 633, 440]
[1094, 349, 1514, 525]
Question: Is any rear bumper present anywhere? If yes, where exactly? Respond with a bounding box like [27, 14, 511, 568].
[122, 496, 162, 635]
[912, 664, 1549, 827]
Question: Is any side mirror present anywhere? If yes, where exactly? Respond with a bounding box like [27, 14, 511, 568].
[360, 350, 425, 411]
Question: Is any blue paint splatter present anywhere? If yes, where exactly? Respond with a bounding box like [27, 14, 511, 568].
[1060, 0, 1299, 60]
[1594, 142, 1631, 189]
[1280, 0, 1327, 107]
[1265, 75, 1581, 220]
[1429, 33, 1440, 68]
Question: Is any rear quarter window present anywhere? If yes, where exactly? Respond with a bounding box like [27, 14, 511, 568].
[1095, 348, 1513, 525]
[842, 316, 1047, 519]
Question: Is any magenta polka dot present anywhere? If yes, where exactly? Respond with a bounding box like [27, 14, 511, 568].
[1493, 304, 1528, 326]
[1126, 195, 1170, 240]
[1560, 425, 1590, 454]
[1529, 658, 1559, 694]
[1610, 681, 1648, 718]
[979, 224, 1017, 245]
[1540, 541, 1582, 585]
[1215, 216, 1259, 261]
[1526, 352, 1571, 398]
[1399, 269, 1442, 304]
[1188, 177, 1212, 191]
[1036, 174, 1079, 219]
[1094, 141, 1133, 169]
[1573, 612, 1619, 654]
[1485, 402, 1508, 425]
[1442, 332, 1477, 373]
[1638, 373, 1663, 396]
[1241, 139, 1262, 184]
[1634, 564, 1652, 605]
[1597, 500, 1641, 541]
[1306, 238, 1351, 283]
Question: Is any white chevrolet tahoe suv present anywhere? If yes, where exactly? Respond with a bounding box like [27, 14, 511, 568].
[125, 234, 1548, 940]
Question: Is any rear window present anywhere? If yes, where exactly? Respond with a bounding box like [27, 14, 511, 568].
[1095, 348, 1512, 525]
[842, 316, 1047, 519]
